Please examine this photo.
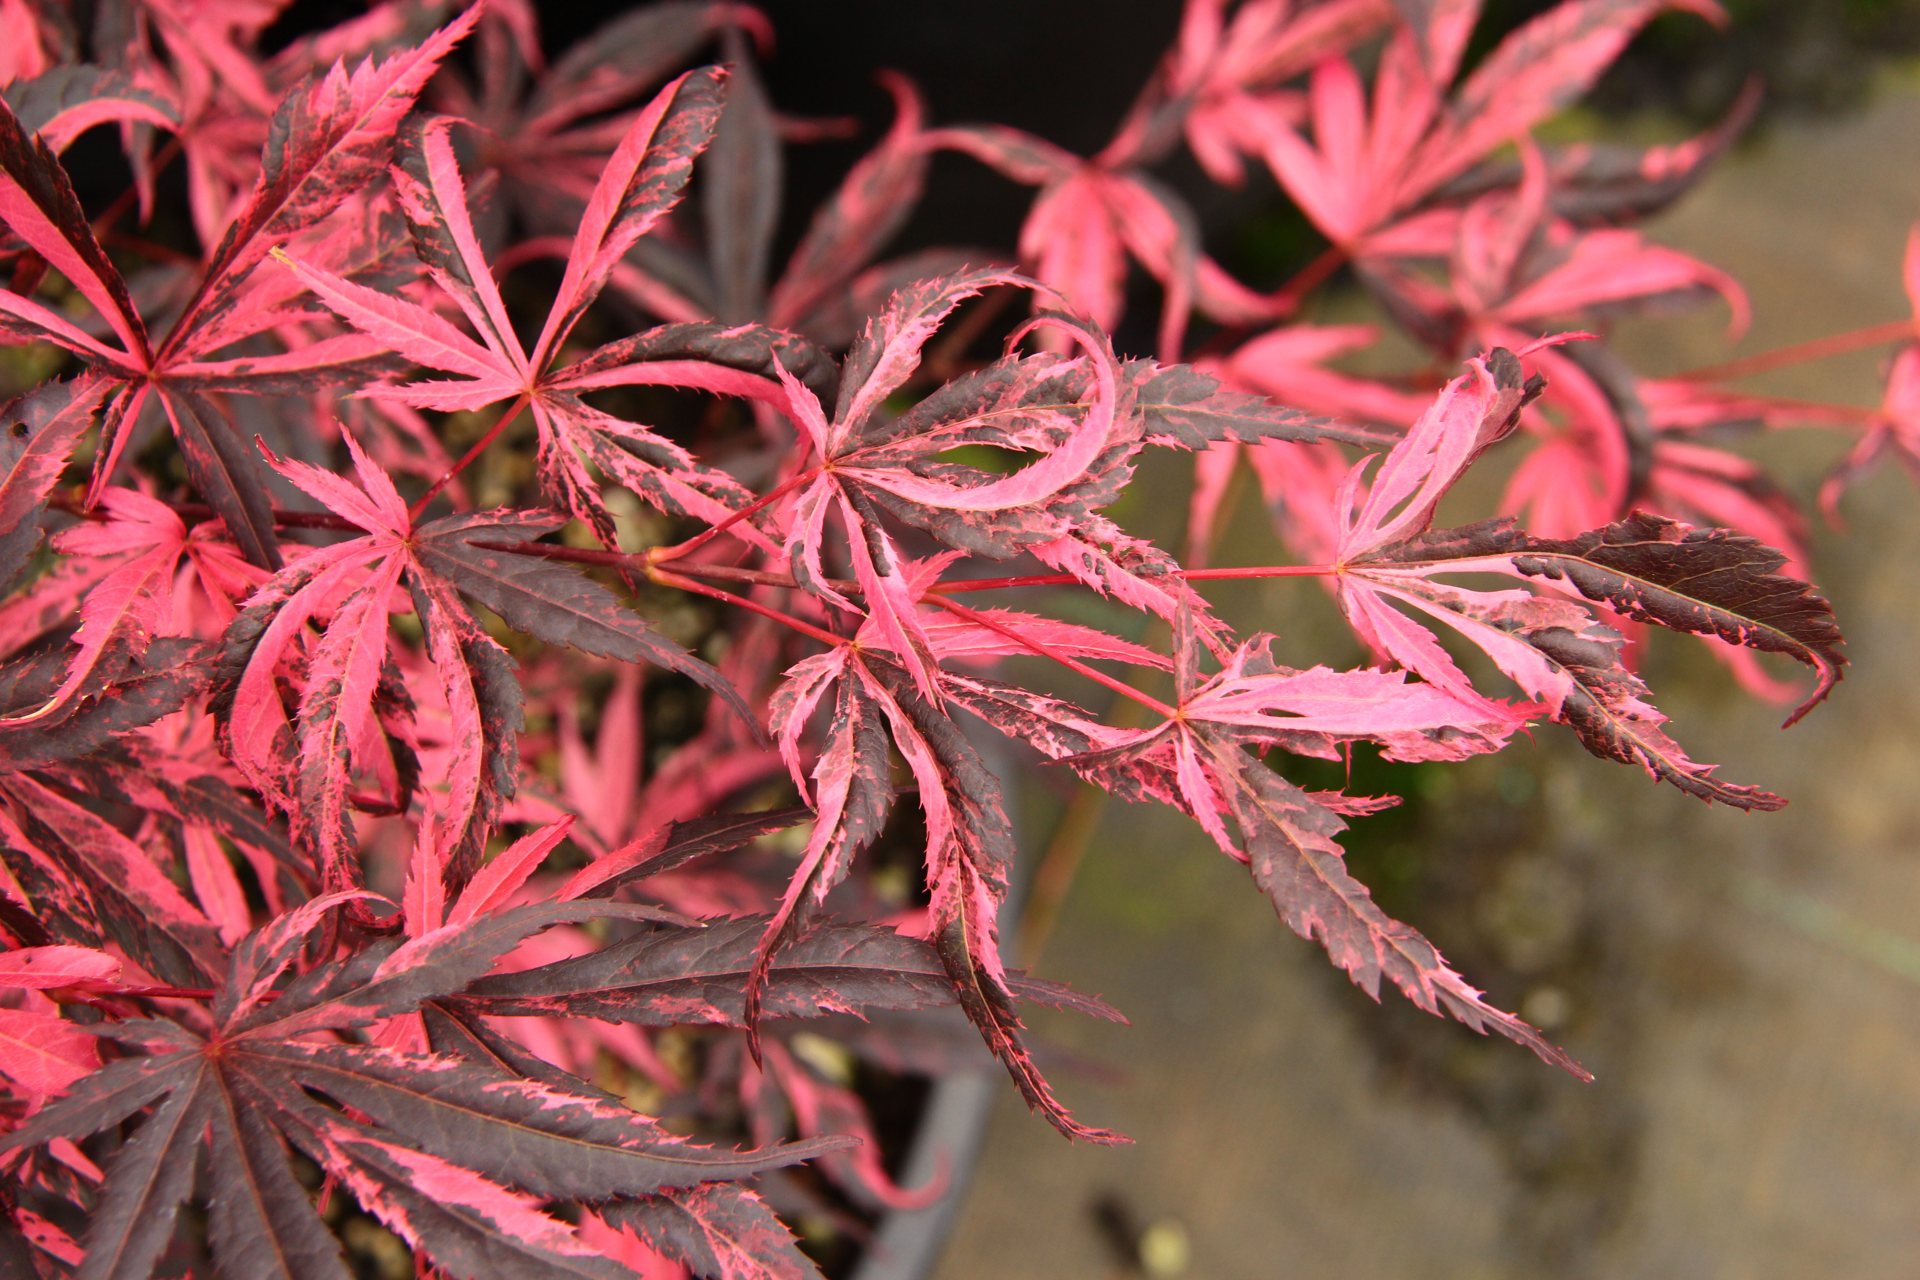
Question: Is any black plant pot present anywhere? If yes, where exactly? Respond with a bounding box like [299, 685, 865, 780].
[846, 1069, 998, 1280]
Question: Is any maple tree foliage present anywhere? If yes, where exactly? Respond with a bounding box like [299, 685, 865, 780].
[0, 0, 1895, 1275]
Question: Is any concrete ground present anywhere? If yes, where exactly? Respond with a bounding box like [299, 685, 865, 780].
[931, 81, 1920, 1280]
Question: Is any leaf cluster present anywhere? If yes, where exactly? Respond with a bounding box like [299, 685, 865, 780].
[0, 2, 1886, 1277]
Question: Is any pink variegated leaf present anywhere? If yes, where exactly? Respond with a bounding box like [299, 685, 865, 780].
[0, 773, 223, 986]
[1, 65, 178, 153]
[1345, 550, 1794, 809]
[182, 824, 253, 947]
[918, 121, 1078, 187]
[861, 656, 1122, 1143]
[562, 808, 809, 903]
[849, 313, 1125, 516]
[0, 944, 122, 991]
[769, 71, 931, 332]
[1020, 171, 1128, 339]
[173, 5, 481, 341]
[1153, 0, 1389, 173]
[0, 376, 108, 590]
[1324, 351, 1840, 803]
[1452, 79, 1760, 226]
[409, 574, 525, 884]
[212, 548, 372, 812]
[1, 489, 187, 728]
[242, 1038, 849, 1200]
[534, 66, 730, 367]
[921, 604, 1171, 668]
[560, 319, 840, 408]
[1181, 637, 1520, 763]
[0, 643, 207, 772]
[390, 114, 529, 376]
[1500, 512, 1845, 724]
[745, 665, 896, 1034]
[447, 816, 577, 926]
[7, 887, 851, 1278]
[216, 890, 384, 1026]
[596, 1182, 822, 1280]
[1029, 514, 1226, 637]
[1197, 330, 1423, 439]
[938, 672, 1135, 765]
[1199, 735, 1589, 1075]
[1407, 0, 1723, 197]
[0, 94, 150, 367]
[0, 1007, 100, 1097]
[833, 266, 1032, 444]
[271, 245, 516, 389]
[1523, 615, 1788, 807]
[244, 901, 620, 1039]
[1336, 347, 1544, 561]
[291, 1121, 629, 1280]
[292, 558, 408, 899]
[465, 914, 1122, 1030]
[527, 392, 766, 549]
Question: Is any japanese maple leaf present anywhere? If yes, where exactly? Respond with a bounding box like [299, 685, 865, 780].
[1, 893, 844, 1280]
[0, 64, 178, 160]
[0, 8, 478, 568]
[431, 1, 764, 238]
[942, 601, 1578, 1072]
[924, 123, 1283, 357]
[1359, 143, 1746, 361]
[277, 68, 804, 548]
[1328, 348, 1844, 807]
[0, 488, 228, 728]
[745, 637, 1121, 1143]
[212, 430, 746, 911]
[775, 306, 1390, 662]
[0, 945, 123, 1109]
[1113, 0, 1389, 186]
[1256, 1, 1721, 258]
[770, 270, 1136, 698]
[561, 24, 952, 350]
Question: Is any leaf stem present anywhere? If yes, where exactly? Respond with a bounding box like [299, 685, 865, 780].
[645, 563, 846, 648]
[926, 563, 1335, 594]
[650, 465, 819, 566]
[1672, 319, 1913, 383]
[410, 392, 531, 519]
[925, 594, 1177, 719]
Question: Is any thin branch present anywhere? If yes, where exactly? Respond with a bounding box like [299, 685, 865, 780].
[1672, 319, 1913, 383]
[411, 392, 531, 519]
[650, 465, 820, 566]
[926, 563, 1334, 594]
[646, 563, 846, 648]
